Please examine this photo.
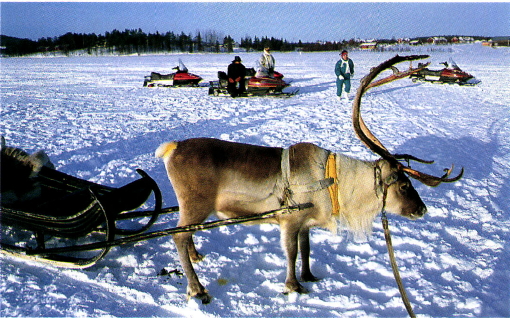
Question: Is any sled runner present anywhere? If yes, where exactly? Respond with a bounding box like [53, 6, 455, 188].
[208, 68, 298, 97]
[143, 59, 203, 87]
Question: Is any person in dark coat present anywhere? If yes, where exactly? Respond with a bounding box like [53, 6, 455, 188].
[227, 56, 246, 97]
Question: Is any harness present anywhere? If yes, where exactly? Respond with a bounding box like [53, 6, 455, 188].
[325, 152, 340, 215]
[279, 148, 338, 214]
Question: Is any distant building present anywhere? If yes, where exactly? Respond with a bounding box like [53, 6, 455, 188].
[483, 36, 510, 47]
[427, 37, 448, 45]
[360, 41, 377, 50]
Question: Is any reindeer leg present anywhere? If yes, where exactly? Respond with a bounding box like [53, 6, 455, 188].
[172, 203, 213, 304]
[188, 237, 205, 263]
[281, 224, 309, 294]
[299, 227, 320, 282]
[173, 231, 211, 304]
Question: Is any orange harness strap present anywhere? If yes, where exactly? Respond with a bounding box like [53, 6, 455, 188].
[325, 153, 340, 216]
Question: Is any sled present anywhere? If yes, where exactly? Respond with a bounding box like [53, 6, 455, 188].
[208, 68, 298, 97]
[1, 166, 165, 268]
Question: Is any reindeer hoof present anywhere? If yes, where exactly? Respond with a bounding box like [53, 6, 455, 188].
[187, 290, 212, 304]
[301, 272, 320, 282]
[283, 283, 309, 295]
[196, 292, 212, 304]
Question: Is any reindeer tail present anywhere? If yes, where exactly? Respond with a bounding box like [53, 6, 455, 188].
[155, 142, 178, 159]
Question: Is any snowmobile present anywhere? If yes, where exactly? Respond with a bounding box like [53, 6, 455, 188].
[409, 58, 480, 85]
[143, 59, 203, 87]
[208, 68, 296, 97]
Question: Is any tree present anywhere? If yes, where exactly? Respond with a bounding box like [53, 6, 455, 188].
[195, 32, 203, 52]
[223, 35, 234, 53]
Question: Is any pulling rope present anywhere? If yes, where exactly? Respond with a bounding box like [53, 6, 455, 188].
[26, 203, 313, 256]
[382, 211, 416, 318]
[379, 175, 416, 318]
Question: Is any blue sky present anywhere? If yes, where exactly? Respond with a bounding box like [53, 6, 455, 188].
[1, 2, 508, 42]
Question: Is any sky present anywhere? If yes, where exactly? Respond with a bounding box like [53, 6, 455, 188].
[1, 2, 509, 43]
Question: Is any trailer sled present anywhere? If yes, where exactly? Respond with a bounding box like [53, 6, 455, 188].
[1, 161, 165, 268]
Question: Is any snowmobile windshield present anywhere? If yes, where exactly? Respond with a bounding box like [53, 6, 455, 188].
[448, 58, 461, 70]
[178, 59, 188, 72]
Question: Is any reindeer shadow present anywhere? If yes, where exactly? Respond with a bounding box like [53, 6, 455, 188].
[394, 119, 510, 316]
[395, 135, 494, 182]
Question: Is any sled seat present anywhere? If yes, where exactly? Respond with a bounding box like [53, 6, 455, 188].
[1, 167, 162, 239]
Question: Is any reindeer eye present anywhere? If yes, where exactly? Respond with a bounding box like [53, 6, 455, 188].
[400, 182, 410, 193]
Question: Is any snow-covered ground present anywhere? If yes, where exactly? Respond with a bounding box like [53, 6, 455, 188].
[1, 44, 509, 317]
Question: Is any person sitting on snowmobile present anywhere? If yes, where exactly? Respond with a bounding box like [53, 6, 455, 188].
[256, 47, 275, 78]
[227, 56, 246, 98]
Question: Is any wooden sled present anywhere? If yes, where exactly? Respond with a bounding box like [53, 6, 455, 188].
[1, 165, 163, 268]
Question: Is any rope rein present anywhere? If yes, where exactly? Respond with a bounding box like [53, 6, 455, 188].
[379, 171, 417, 318]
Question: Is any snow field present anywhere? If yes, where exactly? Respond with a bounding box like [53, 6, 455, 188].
[1, 44, 509, 317]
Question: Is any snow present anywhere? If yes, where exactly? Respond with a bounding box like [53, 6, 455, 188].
[1, 44, 509, 317]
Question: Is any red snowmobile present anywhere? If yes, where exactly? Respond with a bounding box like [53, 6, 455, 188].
[409, 59, 480, 86]
[144, 60, 203, 87]
[208, 68, 296, 97]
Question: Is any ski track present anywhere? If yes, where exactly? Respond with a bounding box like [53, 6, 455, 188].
[1, 44, 509, 317]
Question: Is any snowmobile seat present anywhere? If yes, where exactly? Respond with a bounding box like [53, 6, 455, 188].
[150, 72, 174, 80]
[218, 71, 228, 80]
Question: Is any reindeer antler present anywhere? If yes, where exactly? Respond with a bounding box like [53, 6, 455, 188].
[352, 55, 464, 187]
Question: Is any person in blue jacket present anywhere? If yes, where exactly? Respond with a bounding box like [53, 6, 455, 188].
[335, 50, 355, 101]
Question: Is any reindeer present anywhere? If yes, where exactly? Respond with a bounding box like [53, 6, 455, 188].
[156, 55, 463, 304]
[1, 137, 55, 207]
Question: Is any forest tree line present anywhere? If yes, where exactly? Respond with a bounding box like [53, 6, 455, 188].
[1, 28, 361, 56]
[2, 28, 487, 57]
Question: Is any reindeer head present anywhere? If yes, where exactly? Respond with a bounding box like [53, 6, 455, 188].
[353, 55, 464, 218]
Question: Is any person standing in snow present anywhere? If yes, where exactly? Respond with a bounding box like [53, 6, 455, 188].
[335, 50, 355, 101]
[227, 56, 246, 98]
[257, 47, 276, 78]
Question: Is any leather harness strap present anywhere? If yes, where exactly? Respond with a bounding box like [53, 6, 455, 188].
[325, 152, 340, 216]
[280, 148, 336, 210]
